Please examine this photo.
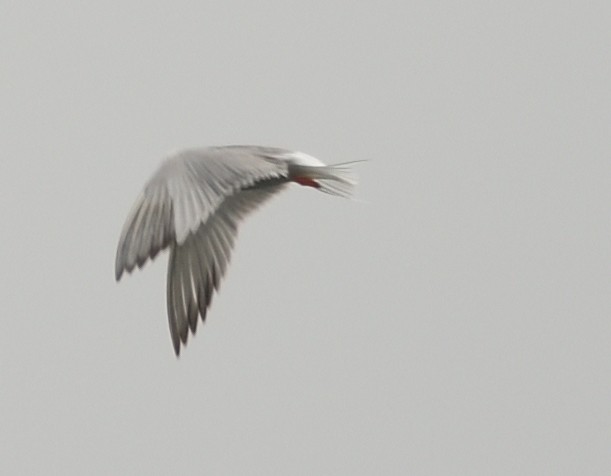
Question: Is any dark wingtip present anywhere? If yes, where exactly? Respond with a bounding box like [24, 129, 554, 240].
[172, 333, 181, 357]
[115, 251, 127, 281]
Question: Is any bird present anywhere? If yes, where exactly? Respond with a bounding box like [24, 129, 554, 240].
[115, 145, 359, 355]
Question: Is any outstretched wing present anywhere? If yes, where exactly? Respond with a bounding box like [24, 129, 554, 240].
[115, 146, 290, 280]
[166, 185, 287, 355]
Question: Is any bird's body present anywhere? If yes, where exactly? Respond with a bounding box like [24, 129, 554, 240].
[115, 146, 358, 355]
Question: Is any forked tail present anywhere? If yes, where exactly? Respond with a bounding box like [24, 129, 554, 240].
[290, 161, 362, 198]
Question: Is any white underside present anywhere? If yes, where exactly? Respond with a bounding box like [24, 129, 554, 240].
[282, 151, 326, 167]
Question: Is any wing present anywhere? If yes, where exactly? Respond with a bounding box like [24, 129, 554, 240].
[115, 146, 290, 280]
[166, 184, 287, 355]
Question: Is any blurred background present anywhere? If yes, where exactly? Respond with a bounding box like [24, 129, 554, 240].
[1, 1, 610, 474]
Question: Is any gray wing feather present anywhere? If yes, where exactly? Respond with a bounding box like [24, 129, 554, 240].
[115, 146, 289, 280]
[115, 187, 174, 280]
[163, 147, 288, 243]
[166, 185, 287, 355]
[115, 146, 291, 355]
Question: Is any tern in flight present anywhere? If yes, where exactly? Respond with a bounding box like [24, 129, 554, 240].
[115, 146, 359, 355]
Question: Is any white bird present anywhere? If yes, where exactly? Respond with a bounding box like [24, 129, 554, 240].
[115, 146, 359, 355]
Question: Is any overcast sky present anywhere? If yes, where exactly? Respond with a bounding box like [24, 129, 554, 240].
[2, 1, 610, 474]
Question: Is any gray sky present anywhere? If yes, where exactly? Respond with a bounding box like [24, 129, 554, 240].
[2, 1, 610, 474]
